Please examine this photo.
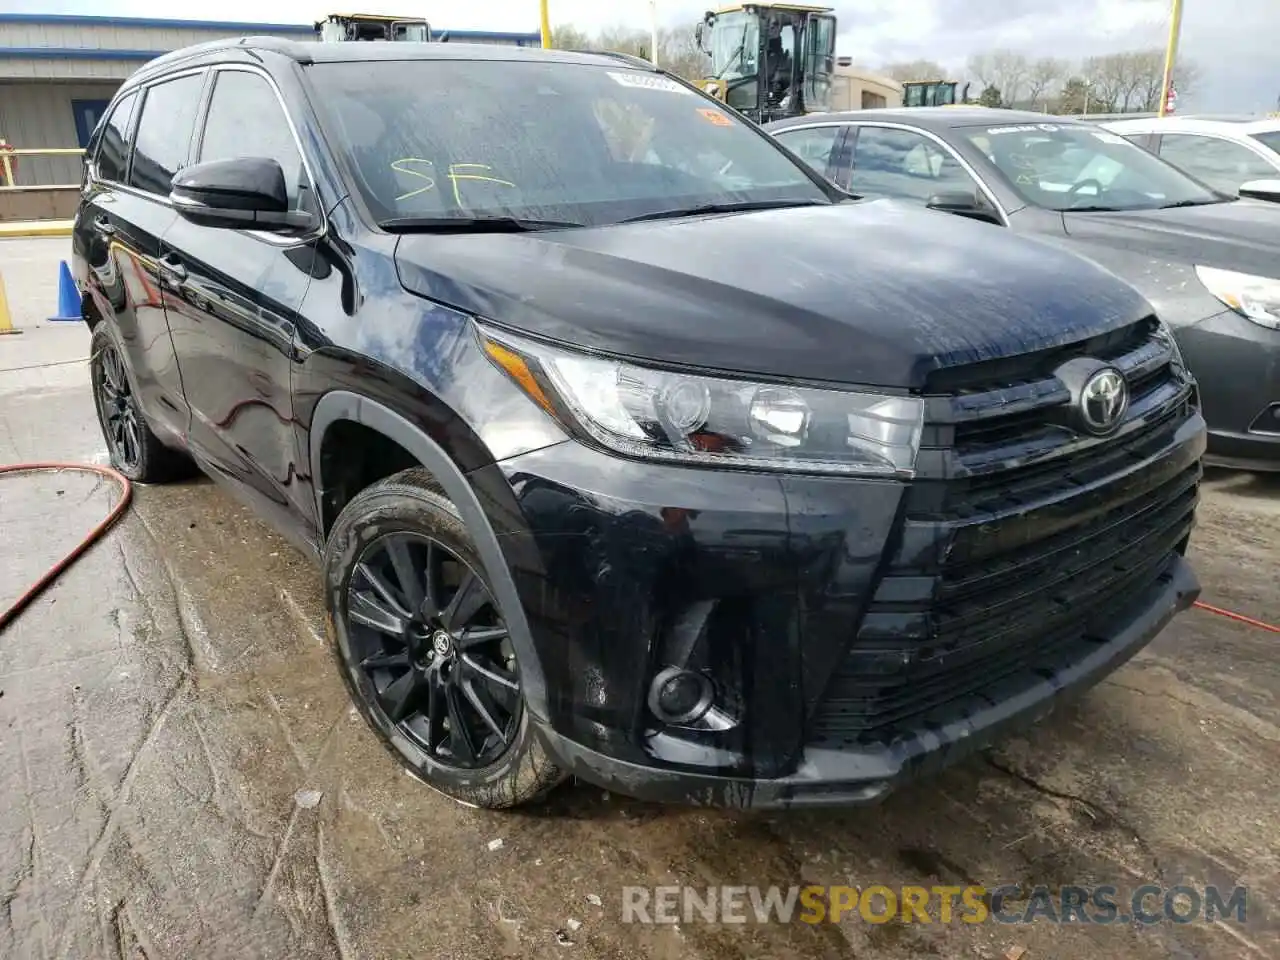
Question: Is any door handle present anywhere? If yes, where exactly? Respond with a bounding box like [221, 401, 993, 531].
[93, 215, 115, 236]
[159, 254, 186, 282]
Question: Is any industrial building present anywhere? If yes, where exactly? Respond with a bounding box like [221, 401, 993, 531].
[0, 13, 540, 220]
[829, 58, 903, 111]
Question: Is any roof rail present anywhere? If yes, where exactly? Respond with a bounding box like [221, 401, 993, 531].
[130, 35, 314, 80]
[566, 49, 659, 70]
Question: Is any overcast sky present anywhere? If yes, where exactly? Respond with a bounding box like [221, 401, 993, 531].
[5, 0, 1276, 112]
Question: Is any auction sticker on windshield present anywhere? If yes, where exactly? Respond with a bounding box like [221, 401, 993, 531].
[608, 71, 693, 95]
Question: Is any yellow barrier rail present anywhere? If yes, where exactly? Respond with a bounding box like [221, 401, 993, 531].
[1, 146, 86, 191]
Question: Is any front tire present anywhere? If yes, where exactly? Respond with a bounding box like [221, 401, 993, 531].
[323, 467, 565, 809]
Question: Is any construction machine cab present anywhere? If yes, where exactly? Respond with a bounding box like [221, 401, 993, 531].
[901, 80, 971, 108]
[696, 3, 837, 124]
[315, 13, 432, 43]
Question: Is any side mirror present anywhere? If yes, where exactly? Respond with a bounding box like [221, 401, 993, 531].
[169, 157, 315, 232]
[926, 190, 1000, 224]
[1238, 179, 1280, 203]
[694, 22, 705, 52]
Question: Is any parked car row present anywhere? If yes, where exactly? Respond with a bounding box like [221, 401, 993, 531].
[767, 107, 1280, 471]
[75, 42, 1210, 811]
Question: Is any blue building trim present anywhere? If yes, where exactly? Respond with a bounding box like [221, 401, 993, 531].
[0, 14, 315, 33]
[0, 15, 542, 46]
[0, 48, 170, 61]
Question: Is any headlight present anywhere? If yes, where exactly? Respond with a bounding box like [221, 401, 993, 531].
[1195, 265, 1280, 330]
[480, 328, 924, 476]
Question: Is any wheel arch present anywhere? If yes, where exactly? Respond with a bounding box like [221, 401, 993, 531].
[309, 389, 550, 723]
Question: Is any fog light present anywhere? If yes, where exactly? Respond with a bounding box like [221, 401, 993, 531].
[647, 667, 714, 724]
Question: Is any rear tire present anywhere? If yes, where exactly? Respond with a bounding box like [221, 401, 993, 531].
[323, 467, 566, 809]
[89, 323, 193, 482]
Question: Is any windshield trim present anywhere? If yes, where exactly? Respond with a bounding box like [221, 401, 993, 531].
[302, 57, 849, 233]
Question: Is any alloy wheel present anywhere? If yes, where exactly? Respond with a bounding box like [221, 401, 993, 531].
[97, 343, 141, 469]
[343, 531, 521, 769]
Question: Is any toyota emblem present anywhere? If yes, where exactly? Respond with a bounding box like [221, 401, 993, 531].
[1079, 367, 1128, 434]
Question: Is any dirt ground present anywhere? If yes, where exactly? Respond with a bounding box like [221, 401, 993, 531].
[2, 238, 1278, 959]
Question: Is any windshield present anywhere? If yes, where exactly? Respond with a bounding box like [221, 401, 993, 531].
[1250, 130, 1280, 156]
[307, 60, 828, 227]
[962, 122, 1224, 211]
[709, 11, 759, 80]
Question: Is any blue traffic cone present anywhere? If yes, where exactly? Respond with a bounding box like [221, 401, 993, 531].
[48, 260, 80, 322]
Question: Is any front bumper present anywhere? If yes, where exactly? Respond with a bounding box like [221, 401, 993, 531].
[1177, 309, 1280, 469]
[537, 554, 1199, 809]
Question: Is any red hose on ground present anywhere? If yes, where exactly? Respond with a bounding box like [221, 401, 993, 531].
[0, 463, 1277, 636]
[0, 462, 133, 633]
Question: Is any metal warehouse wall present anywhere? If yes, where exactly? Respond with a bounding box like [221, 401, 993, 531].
[0, 80, 120, 184]
[0, 18, 312, 56]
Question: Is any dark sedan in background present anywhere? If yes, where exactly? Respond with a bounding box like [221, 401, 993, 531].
[767, 107, 1280, 470]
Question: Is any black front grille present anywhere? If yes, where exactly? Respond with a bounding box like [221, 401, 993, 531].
[808, 316, 1201, 747]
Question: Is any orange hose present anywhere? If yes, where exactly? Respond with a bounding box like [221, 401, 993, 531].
[0, 462, 132, 633]
[1193, 600, 1280, 635]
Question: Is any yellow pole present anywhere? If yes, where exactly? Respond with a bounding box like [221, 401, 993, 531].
[540, 0, 552, 48]
[0, 271, 21, 335]
[1157, 0, 1184, 117]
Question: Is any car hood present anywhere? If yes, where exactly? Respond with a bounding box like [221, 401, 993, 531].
[394, 199, 1152, 389]
[1061, 198, 1280, 277]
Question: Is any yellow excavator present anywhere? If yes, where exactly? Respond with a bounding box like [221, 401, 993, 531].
[901, 79, 972, 108]
[696, 3, 838, 124]
[314, 13, 432, 42]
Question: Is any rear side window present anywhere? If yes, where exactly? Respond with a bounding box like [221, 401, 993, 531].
[94, 90, 138, 183]
[775, 126, 843, 176]
[129, 73, 206, 196]
[198, 70, 311, 212]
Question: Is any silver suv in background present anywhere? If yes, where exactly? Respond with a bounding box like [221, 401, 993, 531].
[1102, 115, 1280, 201]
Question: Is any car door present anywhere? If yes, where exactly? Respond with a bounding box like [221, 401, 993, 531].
[770, 123, 850, 182]
[77, 71, 207, 447]
[159, 64, 322, 538]
[1155, 133, 1279, 196]
[845, 124, 1000, 216]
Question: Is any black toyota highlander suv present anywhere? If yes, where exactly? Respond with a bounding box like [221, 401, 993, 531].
[73, 39, 1205, 810]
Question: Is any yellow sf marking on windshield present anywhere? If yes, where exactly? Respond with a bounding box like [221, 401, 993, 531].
[391, 158, 437, 201]
[447, 164, 515, 206]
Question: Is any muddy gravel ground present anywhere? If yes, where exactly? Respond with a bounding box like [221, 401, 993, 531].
[2, 334, 1278, 960]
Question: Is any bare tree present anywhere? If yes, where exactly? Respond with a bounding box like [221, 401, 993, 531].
[1025, 57, 1068, 110]
[988, 50, 1030, 106]
[881, 59, 949, 83]
[657, 25, 708, 81]
[967, 52, 996, 90]
[573, 24, 706, 80]
[1083, 54, 1127, 112]
[549, 24, 592, 51]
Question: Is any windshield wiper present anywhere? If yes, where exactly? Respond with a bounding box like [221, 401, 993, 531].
[1157, 198, 1228, 209]
[377, 216, 581, 233]
[619, 199, 828, 224]
[1064, 204, 1123, 213]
